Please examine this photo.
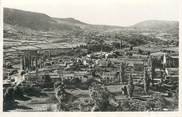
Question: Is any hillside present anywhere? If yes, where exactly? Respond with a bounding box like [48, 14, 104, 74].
[4, 8, 83, 31]
[3, 8, 179, 46]
[54, 17, 87, 25]
[4, 8, 179, 32]
[131, 20, 179, 32]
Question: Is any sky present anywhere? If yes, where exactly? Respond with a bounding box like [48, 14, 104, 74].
[3, 0, 179, 26]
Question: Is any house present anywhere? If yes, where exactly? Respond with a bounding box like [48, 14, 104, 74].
[168, 56, 178, 68]
[162, 47, 178, 54]
[151, 51, 178, 68]
[101, 71, 118, 84]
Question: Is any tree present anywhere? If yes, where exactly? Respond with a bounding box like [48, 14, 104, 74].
[3, 87, 15, 111]
[151, 63, 155, 86]
[144, 67, 150, 94]
[130, 46, 133, 51]
[138, 49, 143, 54]
[127, 74, 134, 98]
[40, 74, 53, 88]
[120, 62, 129, 83]
[89, 84, 119, 111]
[112, 42, 120, 49]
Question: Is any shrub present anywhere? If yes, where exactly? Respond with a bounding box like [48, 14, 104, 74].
[145, 94, 168, 111]
[46, 104, 54, 112]
[46, 95, 58, 104]
[119, 99, 146, 111]
[23, 86, 42, 97]
[14, 86, 30, 101]
[3, 87, 15, 111]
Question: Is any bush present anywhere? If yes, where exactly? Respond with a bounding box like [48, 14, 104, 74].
[38, 75, 53, 88]
[22, 86, 42, 97]
[46, 95, 58, 104]
[3, 87, 16, 111]
[46, 104, 53, 112]
[119, 94, 168, 111]
[119, 99, 146, 111]
[145, 94, 168, 111]
[14, 86, 30, 100]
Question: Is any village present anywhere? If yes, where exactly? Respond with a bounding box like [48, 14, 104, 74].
[3, 38, 179, 111]
[2, 1, 179, 111]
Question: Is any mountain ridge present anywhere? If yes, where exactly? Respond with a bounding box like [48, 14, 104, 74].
[4, 7, 178, 32]
[3, 7, 179, 45]
[131, 20, 179, 32]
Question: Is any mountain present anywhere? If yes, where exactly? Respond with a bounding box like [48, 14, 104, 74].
[3, 8, 179, 45]
[4, 8, 54, 30]
[3, 8, 85, 31]
[4, 8, 178, 33]
[54, 17, 87, 25]
[131, 20, 179, 33]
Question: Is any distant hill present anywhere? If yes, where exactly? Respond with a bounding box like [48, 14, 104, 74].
[4, 8, 54, 30]
[131, 20, 179, 33]
[3, 8, 83, 31]
[54, 17, 87, 25]
[3, 8, 179, 45]
[4, 8, 178, 32]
